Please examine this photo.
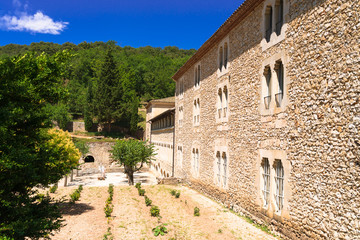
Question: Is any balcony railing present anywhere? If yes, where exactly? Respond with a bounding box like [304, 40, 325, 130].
[265, 28, 272, 42]
[276, 20, 283, 36]
[264, 96, 271, 109]
[275, 92, 283, 107]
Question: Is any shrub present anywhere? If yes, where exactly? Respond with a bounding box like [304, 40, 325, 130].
[70, 190, 80, 203]
[49, 184, 58, 193]
[104, 203, 113, 217]
[152, 223, 168, 236]
[175, 191, 180, 198]
[150, 206, 160, 217]
[194, 207, 200, 216]
[108, 184, 114, 201]
[138, 188, 145, 196]
[135, 182, 141, 189]
[78, 185, 83, 192]
[170, 189, 176, 196]
[145, 196, 152, 206]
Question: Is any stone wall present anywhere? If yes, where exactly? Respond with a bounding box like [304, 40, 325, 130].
[174, 0, 359, 239]
[78, 142, 121, 175]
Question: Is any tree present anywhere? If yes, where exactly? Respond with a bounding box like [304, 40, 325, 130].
[0, 51, 81, 239]
[93, 49, 122, 130]
[111, 139, 156, 185]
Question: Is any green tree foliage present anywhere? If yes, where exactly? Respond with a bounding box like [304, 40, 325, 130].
[0, 41, 196, 132]
[93, 49, 122, 129]
[111, 139, 156, 185]
[45, 102, 72, 130]
[0, 52, 81, 239]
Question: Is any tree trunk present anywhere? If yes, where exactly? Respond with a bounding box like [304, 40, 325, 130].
[64, 175, 68, 187]
[70, 170, 74, 181]
[125, 166, 134, 185]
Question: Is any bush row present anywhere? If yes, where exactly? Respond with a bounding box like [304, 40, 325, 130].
[105, 184, 114, 217]
[70, 185, 83, 203]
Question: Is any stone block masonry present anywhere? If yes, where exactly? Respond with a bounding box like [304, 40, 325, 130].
[172, 0, 360, 239]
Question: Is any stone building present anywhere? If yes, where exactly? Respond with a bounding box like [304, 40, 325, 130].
[171, 0, 359, 239]
[146, 97, 175, 178]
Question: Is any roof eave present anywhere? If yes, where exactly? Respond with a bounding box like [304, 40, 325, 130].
[172, 0, 262, 81]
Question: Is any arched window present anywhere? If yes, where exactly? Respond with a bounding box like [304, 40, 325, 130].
[218, 88, 223, 119]
[222, 152, 227, 188]
[275, 160, 284, 211]
[193, 100, 197, 124]
[265, 6, 273, 42]
[197, 65, 201, 86]
[275, 0, 284, 35]
[262, 158, 270, 207]
[216, 151, 221, 184]
[224, 43, 228, 69]
[194, 67, 198, 87]
[195, 148, 199, 174]
[219, 47, 223, 70]
[264, 66, 271, 109]
[275, 60, 284, 107]
[196, 98, 200, 123]
[223, 86, 228, 118]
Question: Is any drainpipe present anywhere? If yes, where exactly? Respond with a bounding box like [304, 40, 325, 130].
[172, 111, 176, 177]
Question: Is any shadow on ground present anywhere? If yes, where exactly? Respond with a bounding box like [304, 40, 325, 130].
[60, 202, 95, 216]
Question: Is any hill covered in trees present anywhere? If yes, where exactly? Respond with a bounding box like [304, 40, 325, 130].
[0, 41, 196, 132]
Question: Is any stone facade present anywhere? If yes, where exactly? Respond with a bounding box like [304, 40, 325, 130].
[78, 142, 120, 175]
[172, 0, 360, 239]
[146, 97, 175, 178]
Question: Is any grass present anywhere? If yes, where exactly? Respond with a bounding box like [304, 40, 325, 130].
[227, 208, 281, 239]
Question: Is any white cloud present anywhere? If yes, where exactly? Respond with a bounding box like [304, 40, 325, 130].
[0, 11, 68, 35]
[12, 0, 22, 8]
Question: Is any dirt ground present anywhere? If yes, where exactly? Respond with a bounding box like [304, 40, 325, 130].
[48, 184, 278, 240]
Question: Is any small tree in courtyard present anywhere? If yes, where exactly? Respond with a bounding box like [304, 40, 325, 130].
[110, 139, 155, 185]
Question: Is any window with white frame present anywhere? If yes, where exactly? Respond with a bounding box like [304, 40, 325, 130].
[178, 105, 183, 127]
[262, 158, 270, 207]
[275, 60, 284, 107]
[218, 88, 222, 119]
[275, 0, 284, 36]
[177, 145, 183, 167]
[265, 5, 273, 43]
[274, 159, 284, 212]
[264, 66, 271, 110]
[217, 86, 228, 121]
[218, 41, 229, 73]
[222, 152, 227, 188]
[261, 58, 286, 112]
[194, 64, 201, 88]
[222, 86, 228, 118]
[215, 150, 228, 188]
[179, 77, 184, 98]
[262, 0, 287, 50]
[192, 148, 199, 176]
[193, 98, 200, 125]
[219, 47, 223, 71]
[216, 151, 221, 185]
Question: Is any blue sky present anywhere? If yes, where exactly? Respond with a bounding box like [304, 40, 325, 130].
[0, 0, 245, 49]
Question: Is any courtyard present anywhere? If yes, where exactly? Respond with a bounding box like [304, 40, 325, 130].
[49, 172, 279, 240]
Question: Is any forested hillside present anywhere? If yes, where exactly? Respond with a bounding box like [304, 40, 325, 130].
[0, 41, 196, 131]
